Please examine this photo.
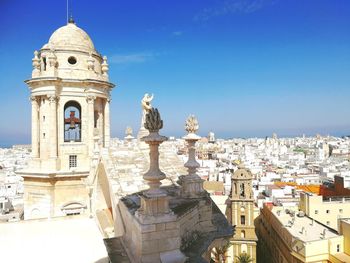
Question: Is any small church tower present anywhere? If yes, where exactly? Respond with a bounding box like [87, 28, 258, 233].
[226, 167, 257, 262]
[18, 19, 115, 219]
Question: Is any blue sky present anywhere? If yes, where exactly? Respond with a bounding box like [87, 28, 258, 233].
[0, 0, 350, 145]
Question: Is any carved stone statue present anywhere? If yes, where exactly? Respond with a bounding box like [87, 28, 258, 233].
[141, 93, 153, 128]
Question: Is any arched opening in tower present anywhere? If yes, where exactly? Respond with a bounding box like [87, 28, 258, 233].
[64, 101, 82, 142]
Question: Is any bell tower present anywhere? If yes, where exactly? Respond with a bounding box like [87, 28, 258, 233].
[226, 167, 257, 262]
[18, 20, 115, 220]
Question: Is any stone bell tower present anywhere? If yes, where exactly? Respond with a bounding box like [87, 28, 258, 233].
[226, 167, 257, 262]
[17, 18, 115, 220]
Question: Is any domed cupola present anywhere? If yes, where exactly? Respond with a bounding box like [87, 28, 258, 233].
[31, 19, 110, 81]
[44, 20, 95, 53]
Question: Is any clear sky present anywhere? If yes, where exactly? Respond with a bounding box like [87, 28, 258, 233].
[0, 0, 350, 146]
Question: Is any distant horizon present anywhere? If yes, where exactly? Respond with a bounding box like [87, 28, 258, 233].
[1, 128, 349, 148]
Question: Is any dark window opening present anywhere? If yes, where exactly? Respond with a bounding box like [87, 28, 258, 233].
[43, 57, 47, 71]
[69, 155, 77, 168]
[241, 215, 246, 225]
[68, 56, 77, 65]
[94, 111, 98, 128]
[64, 101, 81, 142]
[240, 183, 245, 198]
[66, 212, 81, 216]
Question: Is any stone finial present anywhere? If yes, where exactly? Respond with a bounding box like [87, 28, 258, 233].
[124, 126, 134, 143]
[181, 115, 205, 198]
[144, 108, 163, 132]
[141, 108, 168, 197]
[68, 15, 75, 24]
[101, 56, 109, 76]
[47, 48, 57, 68]
[136, 107, 173, 222]
[32, 51, 41, 74]
[87, 52, 95, 71]
[183, 116, 201, 175]
[185, 115, 199, 134]
[125, 126, 133, 136]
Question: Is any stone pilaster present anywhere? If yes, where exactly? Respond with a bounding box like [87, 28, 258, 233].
[104, 97, 111, 148]
[30, 96, 40, 158]
[49, 95, 58, 159]
[87, 95, 96, 157]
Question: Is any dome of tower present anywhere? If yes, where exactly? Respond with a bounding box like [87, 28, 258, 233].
[232, 168, 252, 179]
[44, 21, 95, 52]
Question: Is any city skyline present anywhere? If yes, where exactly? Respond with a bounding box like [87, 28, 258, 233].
[1, 0, 350, 146]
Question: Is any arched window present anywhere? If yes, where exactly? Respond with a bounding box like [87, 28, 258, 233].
[241, 215, 246, 225]
[240, 183, 245, 198]
[64, 101, 81, 142]
[241, 230, 246, 238]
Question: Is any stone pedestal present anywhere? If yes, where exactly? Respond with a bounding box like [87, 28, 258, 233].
[180, 174, 205, 198]
[122, 108, 186, 262]
[137, 128, 149, 150]
[124, 135, 134, 146]
[136, 128, 172, 221]
[119, 199, 185, 263]
[138, 127, 149, 140]
[136, 194, 176, 225]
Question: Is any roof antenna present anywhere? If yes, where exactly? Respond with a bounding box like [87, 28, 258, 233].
[67, 0, 75, 24]
[66, 0, 69, 24]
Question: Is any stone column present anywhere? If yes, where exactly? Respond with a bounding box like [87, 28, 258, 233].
[30, 96, 39, 158]
[181, 115, 205, 198]
[49, 95, 58, 159]
[142, 108, 167, 197]
[86, 95, 96, 157]
[104, 97, 110, 148]
[136, 108, 174, 221]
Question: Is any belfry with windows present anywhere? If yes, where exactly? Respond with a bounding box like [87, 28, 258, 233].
[17, 18, 115, 219]
[226, 166, 258, 262]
